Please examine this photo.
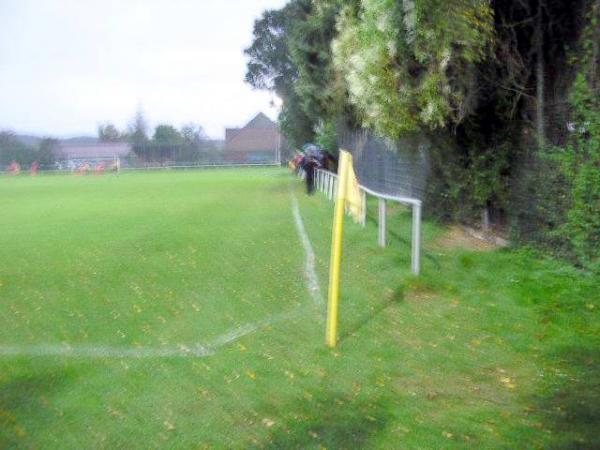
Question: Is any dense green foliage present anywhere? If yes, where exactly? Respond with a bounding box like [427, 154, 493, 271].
[510, 3, 600, 268]
[556, 3, 600, 267]
[1, 171, 598, 447]
[97, 123, 122, 142]
[543, 68, 600, 266]
[0, 132, 58, 169]
[245, 0, 353, 148]
[246, 0, 599, 267]
[332, 0, 493, 137]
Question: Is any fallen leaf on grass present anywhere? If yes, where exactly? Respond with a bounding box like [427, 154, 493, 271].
[426, 391, 438, 400]
[107, 406, 125, 419]
[499, 376, 516, 389]
[262, 418, 274, 428]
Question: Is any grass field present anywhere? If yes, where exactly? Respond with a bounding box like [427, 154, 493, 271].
[1, 169, 598, 448]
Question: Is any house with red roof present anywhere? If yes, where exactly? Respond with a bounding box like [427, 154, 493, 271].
[224, 113, 281, 164]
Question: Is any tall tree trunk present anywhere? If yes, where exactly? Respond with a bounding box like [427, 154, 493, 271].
[535, 0, 545, 148]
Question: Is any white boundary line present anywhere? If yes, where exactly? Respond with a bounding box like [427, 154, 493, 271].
[0, 309, 303, 359]
[291, 193, 325, 310]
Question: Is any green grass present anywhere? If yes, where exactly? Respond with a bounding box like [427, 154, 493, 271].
[0, 169, 598, 448]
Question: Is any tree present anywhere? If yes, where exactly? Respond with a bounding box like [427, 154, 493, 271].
[245, 1, 359, 148]
[245, 1, 316, 148]
[180, 123, 206, 145]
[128, 108, 149, 160]
[180, 123, 217, 162]
[98, 123, 122, 142]
[332, 0, 494, 138]
[287, 0, 350, 125]
[36, 138, 58, 167]
[0, 131, 36, 167]
[152, 124, 183, 161]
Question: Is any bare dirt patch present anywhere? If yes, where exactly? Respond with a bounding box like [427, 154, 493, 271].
[433, 226, 502, 252]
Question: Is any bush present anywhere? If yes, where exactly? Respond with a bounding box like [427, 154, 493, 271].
[554, 75, 600, 266]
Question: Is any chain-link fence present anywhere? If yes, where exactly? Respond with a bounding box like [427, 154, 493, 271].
[125, 143, 279, 168]
[323, 89, 597, 265]
[1, 142, 281, 174]
[507, 94, 594, 260]
[337, 127, 429, 201]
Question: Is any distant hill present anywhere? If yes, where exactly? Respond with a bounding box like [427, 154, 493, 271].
[13, 134, 99, 147]
[61, 136, 99, 145]
[13, 134, 42, 147]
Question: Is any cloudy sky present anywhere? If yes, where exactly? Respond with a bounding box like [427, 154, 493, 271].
[0, 0, 287, 139]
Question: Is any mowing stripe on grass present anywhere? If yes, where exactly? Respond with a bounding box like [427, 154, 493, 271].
[0, 309, 303, 359]
[291, 194, 324, 310]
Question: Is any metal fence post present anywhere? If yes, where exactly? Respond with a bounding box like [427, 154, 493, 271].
[361, 190, 367, 227]
[316, 169, 320, 191]
[378, 198, 386, 247]
[411, 201, 421, 275]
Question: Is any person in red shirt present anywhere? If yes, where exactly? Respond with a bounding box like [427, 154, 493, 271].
[30, 161, 40, 176]
[7, 160, 21, 176]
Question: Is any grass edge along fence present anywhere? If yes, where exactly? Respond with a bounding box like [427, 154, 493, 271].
[313, 160, 422, 276]
[122, 161, 281, 171]
[2, 160, 282, 176]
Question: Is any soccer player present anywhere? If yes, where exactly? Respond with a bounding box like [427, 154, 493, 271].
[7, 160, 20, 176]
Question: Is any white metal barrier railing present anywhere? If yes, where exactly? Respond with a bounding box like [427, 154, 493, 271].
[313, 168, 421, 275]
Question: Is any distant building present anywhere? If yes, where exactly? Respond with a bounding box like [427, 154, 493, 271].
[55, 142, 131, 168]
[224, 113, 281, 163]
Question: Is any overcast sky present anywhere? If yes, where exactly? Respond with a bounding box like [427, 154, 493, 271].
[0, 0, 287, 139]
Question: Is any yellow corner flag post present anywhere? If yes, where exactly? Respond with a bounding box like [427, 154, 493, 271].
[326, 150, 363, 348]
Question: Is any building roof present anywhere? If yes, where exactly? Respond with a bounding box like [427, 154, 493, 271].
[224, 113, 280, 152]
[57, 143, 131, 159]
[244, 112, 277, 129]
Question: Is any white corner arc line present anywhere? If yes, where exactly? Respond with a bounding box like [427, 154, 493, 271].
[0, 309, 305, 359]
[0, 343, 213, 359]
[291, 194, 324, 309]
[0, 194, 319, 360]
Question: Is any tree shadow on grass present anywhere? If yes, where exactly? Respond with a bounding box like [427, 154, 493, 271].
[532, 345, 600, 449]
[255, 391, 392, 449]
[0, 364, 78, 448]
[339, 285, 404, 342]
[365, 213, 441, 270]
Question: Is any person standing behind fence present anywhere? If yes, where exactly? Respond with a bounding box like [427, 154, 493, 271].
[301, 153, 321, 195]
